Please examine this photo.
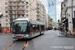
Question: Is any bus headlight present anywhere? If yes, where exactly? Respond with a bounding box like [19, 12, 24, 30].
[12, 35, 15, 37]
[26, 35, 29, 37]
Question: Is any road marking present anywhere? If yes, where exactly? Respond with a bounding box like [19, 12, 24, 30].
[4, 40, 16, 50]
[22, 41, 28, 50]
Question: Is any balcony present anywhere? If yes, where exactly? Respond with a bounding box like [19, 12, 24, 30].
[37, 17, 40, 20]
[17, 12, 25, 15]
[43, 8, 45, 10]
[8, 0, 25, 2]
[8, 3, 17, 7]
[37, 13, 40, 16]
[37, 19, 40, 22]
[37, 2, 39, 6]
[9, 12, 25, 15]
[37, 10, 40, 13]
[12, 8, 17, 10]
[9, 12, 16, 15]
[18, 3, 24, 6]
[8, 0, 16, 3]
[8, 7, 25, 11]
[5, 8, 8, 11]
[8, 8, 17, 11]
[9, 13, 12, 15]
[18, 8, 25, 10]
[37, 6, 40, 9]
[37, 15, 40, 20]
[8, 3, 25, 7]
[12, 12, 17, 14]
[37, 7, 40, 10]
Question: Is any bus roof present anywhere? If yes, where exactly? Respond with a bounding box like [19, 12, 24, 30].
[14, 18, 44, 25]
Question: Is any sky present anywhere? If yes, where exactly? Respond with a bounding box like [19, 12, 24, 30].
[48, 0, 56, 22]
[40, 0, 63, 23]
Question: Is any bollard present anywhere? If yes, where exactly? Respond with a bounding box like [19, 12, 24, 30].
[60, 31, 62, 35]
[62, 30, 64, 35]
[69, 30, 71, 37]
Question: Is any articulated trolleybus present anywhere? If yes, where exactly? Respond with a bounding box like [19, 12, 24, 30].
[12, 18, 45, 39]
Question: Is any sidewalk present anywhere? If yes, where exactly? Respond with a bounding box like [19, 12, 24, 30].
[0, 32, 12, 34]
[58, 31, 75, 38]
[57, 31, 66, 37]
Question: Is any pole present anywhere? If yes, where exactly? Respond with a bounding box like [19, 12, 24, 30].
[71, 0, 73, 33]
[55, 0, 56, 27]
[55, 0, 56, 23]
[10, 2, 13, 33]
[17, 0, 18, 18]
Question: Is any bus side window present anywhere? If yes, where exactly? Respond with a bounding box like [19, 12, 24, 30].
[41, 25, 44, 30]
[36, 25, 39, 31]
[30, 25, 40, 31]
[30, 24, 33, 31]
[33, 25, 36, 31]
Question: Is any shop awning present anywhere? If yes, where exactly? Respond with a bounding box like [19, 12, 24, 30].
[62, 19, 68, 23]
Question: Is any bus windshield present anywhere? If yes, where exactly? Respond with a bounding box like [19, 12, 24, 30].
[12, 20, 27, 33]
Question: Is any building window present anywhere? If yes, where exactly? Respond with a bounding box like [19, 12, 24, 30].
[5, 15, 8, 18]
[14, 15, 16, 17]
[22, 2, 24, 4]
[6, 23, 8, 26]
[6, 19, 8, 22]
[26, 14, 28, 17]
[0, 8, 1, 10]
[5, 11, 8, 13]
[5, 7, 8, 9]
[22, 11, 24, 13]
[22, 6, 24, 8]
[13, 2, 15, 4]
[26, 2, 28, 5]
[14, 11, 16, 13]
[18, 2, 20, 4]
[14, 7, 16, 8]
[18, 6, 20, 8]
[5, 2, 7, 5]
[26, 6, 28, 9]
[18, 15, 20, 17]
[26, 10, 28, 13]
[22, 15, 24, 17]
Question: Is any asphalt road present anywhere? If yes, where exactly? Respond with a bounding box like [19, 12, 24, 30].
[0, 30, 75, 50]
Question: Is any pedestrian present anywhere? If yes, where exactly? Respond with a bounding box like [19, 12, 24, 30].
[61, 27, 62, 32]
[0, 24, 2, 34]
[59, 27, 61, 31]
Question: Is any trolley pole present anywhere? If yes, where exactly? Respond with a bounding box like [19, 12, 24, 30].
[10, 3, 13, 32]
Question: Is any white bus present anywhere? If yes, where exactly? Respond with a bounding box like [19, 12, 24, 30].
[12, 18, 45, 39]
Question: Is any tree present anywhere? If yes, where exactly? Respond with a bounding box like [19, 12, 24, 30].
[0, 14, 3, 18]
[59, 23, 62, 27]
[0, 14, 3, 27]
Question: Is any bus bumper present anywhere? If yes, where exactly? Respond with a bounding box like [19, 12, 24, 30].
[12, 34, 32, 39]
[13, 37, 31, 39]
